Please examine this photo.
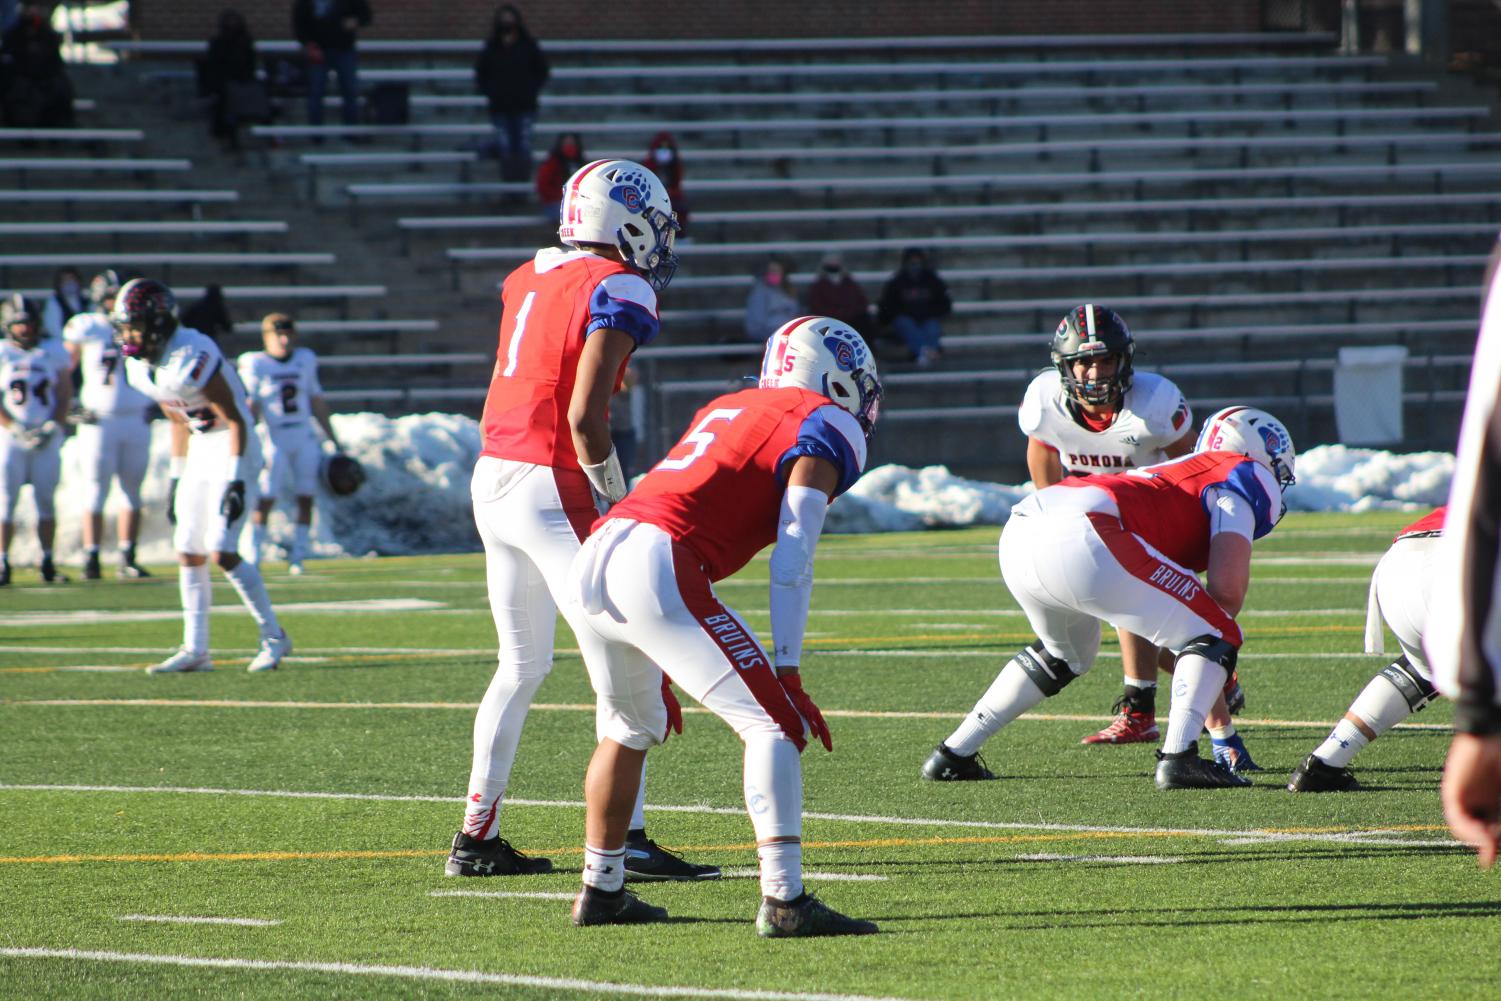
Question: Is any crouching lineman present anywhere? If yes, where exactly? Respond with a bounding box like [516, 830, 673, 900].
[112, 279, 291, 674]
[1020, 304, 1250, 765]
[566, 316, 881, 936]
[64, 270, 153, 579]
[922, 406, 1297, 790]
[238, 312, 345, 574]
[0, 295, 72, 585]
[449, 159, 716, 884]
[1287, 507, 1446, 792]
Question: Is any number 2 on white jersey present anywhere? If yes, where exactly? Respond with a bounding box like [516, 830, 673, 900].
[501, 291, 536, 378]
[656, 408, 743, 471]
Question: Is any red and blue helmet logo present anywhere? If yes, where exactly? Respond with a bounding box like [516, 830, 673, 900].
[1257, 423, 1287, 457]
[609, 184, 644, 213]
[823, 332, 866, 373]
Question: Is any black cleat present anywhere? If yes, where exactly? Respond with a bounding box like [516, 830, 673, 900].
[118, 561, 152, 579]
[921, 743, 996, 781]
[623, 836, 721, 882]
[571, 885, 669, 926]
[757, 893, 878, 938]
[444, 831, 554, 877]
[0, 562, 9, 587]
[1287, 752, 1360, 793]
[39, 556, 67, 584]
[83, 551, 101, 580]
[1155, 746, 1252, 790]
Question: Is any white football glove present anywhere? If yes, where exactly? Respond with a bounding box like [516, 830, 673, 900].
[13, 421, 57, 450]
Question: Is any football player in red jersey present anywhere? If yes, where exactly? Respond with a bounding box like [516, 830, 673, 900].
[564, 316, 882, 937]
[923, 406, 1296, 790]
[1288, 508, 1446, 792]
[448, 159, 718, 884]
[1020, 305, 1251, 763]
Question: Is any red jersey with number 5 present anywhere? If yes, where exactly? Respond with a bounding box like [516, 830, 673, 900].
[480, 248, 661, 469]
[604, 386, 868, 580]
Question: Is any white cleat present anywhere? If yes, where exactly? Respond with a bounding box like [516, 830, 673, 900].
[287, 562, 304, 576]
[247, 630, 293, 673]
[147, 648, 213, 675]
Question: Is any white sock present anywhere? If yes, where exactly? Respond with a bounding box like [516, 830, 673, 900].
[179, 563, 211, 653]
[582, 844, 626, 892]
[758, 840, 804, 902]
[224, 560, 281, 640]
[944, 654, 1049, 757]
[1124, 677, 1157, 691]
[1161, 655, 1227, 754]
[744, 737, 803, 891]
[629, 758, 648, 832]
[86, 545, 99, 557]
[462, 669, 547, 840]
[292, 523, 311, 563]
[1314, 719, 1370, 768]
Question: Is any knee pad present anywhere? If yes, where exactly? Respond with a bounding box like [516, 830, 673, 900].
[1379, 656, 1438, 713]
[1018, 639, 1078, 697]
[1178, 634, 1239, 671]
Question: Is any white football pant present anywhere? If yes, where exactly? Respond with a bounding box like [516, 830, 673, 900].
[260, 427, 322, 499]
[75, 416, 151, 513]
[0, 430, 63, 521]
[173, 430, 261, 556]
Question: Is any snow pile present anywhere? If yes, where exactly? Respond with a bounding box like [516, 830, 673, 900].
[7, 412, 1460, 566]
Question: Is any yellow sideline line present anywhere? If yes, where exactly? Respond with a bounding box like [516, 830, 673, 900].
[0, 824, 1449, 867]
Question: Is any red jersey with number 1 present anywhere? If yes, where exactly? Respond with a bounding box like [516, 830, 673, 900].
[1058, 450, 1284, 572]
[603, 386, 868, 581]
[480, 248, 661, 469]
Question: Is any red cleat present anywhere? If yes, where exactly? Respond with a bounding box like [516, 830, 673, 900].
[1082, 708, 1159, 745]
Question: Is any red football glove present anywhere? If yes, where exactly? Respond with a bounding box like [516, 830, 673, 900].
[661, 676, 683, 741]
[779, 671, 832, 751]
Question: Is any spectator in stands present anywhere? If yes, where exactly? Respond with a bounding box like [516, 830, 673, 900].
[292, 0, 371, 129]
[644, 131, 688, 234]
[807, 252, 870, 335]
[534, 131, 585, 220]
[744, 257, 800, 343]
[0, 2, 17, 34]
[0, 4, 73, 128]
[180, 285, 234, 343]
[474, 4, 549, 184]
[878, 247, 951, 368]
[41, 266, 84, 341]
[203, 8, 259, 152]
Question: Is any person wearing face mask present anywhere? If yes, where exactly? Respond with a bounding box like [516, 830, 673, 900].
[535, 131, 586, 219]
[878, 247, 952, 368]
[475, 4, 549, 184]
[807, 252, 871, 335]
[41, 267, 84, 342]
[744, 257, 800, 343]
[644, 131, 688, 234]
[292, 0, 371, 129]
[0, 4, 74, 128]
[202, 8, 260, 152]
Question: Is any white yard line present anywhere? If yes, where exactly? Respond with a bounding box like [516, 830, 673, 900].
[0, 598, 445, 627]
[2, 698, 1451, 731]
[1013, 853, 1182, 865]
[429, 889, 576, 901]
[0, 948, 923, 1001]
[720, 869, 889, 882]
[0, 783, 1453, 847]
[117, 914, 280, 927]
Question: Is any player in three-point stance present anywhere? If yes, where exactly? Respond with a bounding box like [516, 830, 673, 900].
[112, 278, 292, 674]
[0, 294, 72, 585]
[1016, 304, 1253, 769]
[922, 406, 1297, 790]
[238, 312, 345, 575]
[63, 270, 154, 580]
[1287, 507, 1447, 792]
[448, 159, 718, 884]
[565, 316, 882, 936]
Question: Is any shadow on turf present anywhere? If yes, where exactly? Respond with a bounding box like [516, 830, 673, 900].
[877, 899, 1501, 928]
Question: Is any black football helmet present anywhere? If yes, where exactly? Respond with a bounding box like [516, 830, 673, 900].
[1, 294, 41, 350]
[1051, 303, 1134, 407]
[89, 269, 122, 309]
[321, 453, 365, 496]
[109, 278, 179, 363]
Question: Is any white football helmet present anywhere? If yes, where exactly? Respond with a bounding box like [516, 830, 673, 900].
[1196, 406, 1296, 489]
[759, 316, 883, 438]
[558, 158, 679, 290]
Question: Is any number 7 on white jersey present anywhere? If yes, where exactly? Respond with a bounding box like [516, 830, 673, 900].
[655, 408, 743, 471]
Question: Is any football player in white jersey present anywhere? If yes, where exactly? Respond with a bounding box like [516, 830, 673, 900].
[1014, 305, 1254, 769]
[63, 270, 154, 580]
[237, 312, 344, 575]
[0, 295, 73, 586]
[112, 279, 292, 674]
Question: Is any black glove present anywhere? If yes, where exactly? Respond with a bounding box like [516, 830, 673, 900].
[166, 478, 179, 526]
[220, 479, 246, 524]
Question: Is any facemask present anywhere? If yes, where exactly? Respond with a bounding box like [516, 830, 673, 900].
[654, 147, 674, 164]
[765, 271, 783, 287]
[60, 280, 80, 297]
[560, 142, 579, 158]
[822, 264, 840, 275]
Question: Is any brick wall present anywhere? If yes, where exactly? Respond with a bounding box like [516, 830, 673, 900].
[133, 2, 1264, 43]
